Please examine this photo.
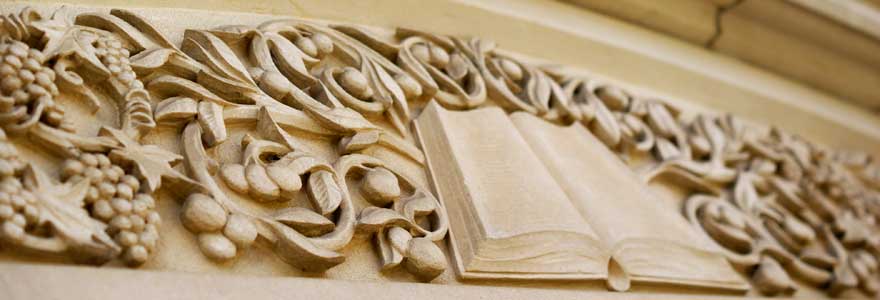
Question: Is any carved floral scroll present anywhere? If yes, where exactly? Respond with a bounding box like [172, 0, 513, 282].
[1, 4, 879, 298]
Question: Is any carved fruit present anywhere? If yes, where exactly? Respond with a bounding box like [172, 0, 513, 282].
[394, 74, 421, 100]
[123, 245, 149, 266]
[404, 237, 446, 282]
[220, 163, 249, 194]
[181, 193, 227, 233]
[498, 58, 522, 82]
[410, 44, 430, 65]
[198, 232, 236, 261]
[428, 44, 449, 68]
[223, 213, 258, 248]
[361, 167, 400, 206]
[294, 36, 318, 58]
[265, 163, 303, 196]
[310, 33, 334, 57]
[0, 39, 67, 133]
[258, 71, 292, 100]
[245, 163, 281, 201]
[596, 86, 628, 111]
[337, 67, 372, 99]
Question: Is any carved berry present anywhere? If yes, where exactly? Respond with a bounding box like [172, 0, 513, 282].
[361, 167, 401, 206]
[181, 193, 227, 233]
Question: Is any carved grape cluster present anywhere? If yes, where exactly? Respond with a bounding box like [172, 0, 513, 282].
[60, 152, 160, 266]
[94, 37, 141, 91]
[0, 132, 36, 243]
[0, 38, 71, 133]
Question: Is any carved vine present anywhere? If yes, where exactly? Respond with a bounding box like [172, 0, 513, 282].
[2, 5, 880, 295]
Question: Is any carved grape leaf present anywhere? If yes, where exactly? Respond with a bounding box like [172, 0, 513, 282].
[22, 164, 120, 263]
[34, 16, 110, 78]
[101, 127, 202, 196]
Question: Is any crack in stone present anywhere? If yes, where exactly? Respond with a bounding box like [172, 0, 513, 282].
[706, 0, 746, 49]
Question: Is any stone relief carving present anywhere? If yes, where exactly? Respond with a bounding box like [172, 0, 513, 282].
[0, 5, 878, 298]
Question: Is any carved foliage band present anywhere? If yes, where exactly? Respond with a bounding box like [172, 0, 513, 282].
[0, 5, 879, 297]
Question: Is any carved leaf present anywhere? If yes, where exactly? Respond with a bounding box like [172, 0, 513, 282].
[646, 102, 679, 138]
[377, 227, 406, 270]
[733, 173, 761, 215]
[220, 163, 249, 194]
[154, 96, 198, 124]
[130, 48, 175, 72]
[274, 207, 335, 237]
[588, 96, 621, 147]
[182, 30, 255, 85]
[340, 130, 380, 153]
[37, 23, 110, 79]
[266, 221, 344, 272]
[753, 256, 794, 296]
[306, 170, 342, 216]
[398, 193, 436, 221]
[265, 33, 317, 87]
[102, 127, 202, 197]
[197, 101, 227, 146]
[23, 164, 120, 263]
[357, 207, 410, 233]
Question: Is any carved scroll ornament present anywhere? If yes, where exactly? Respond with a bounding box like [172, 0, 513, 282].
[1, 5, 879, 297]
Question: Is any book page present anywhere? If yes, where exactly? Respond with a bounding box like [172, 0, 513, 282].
[511, 112, 747, 291]
[415, 102, 606, 279]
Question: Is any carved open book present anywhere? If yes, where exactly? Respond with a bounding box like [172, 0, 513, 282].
[415, 102, 748, 291]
